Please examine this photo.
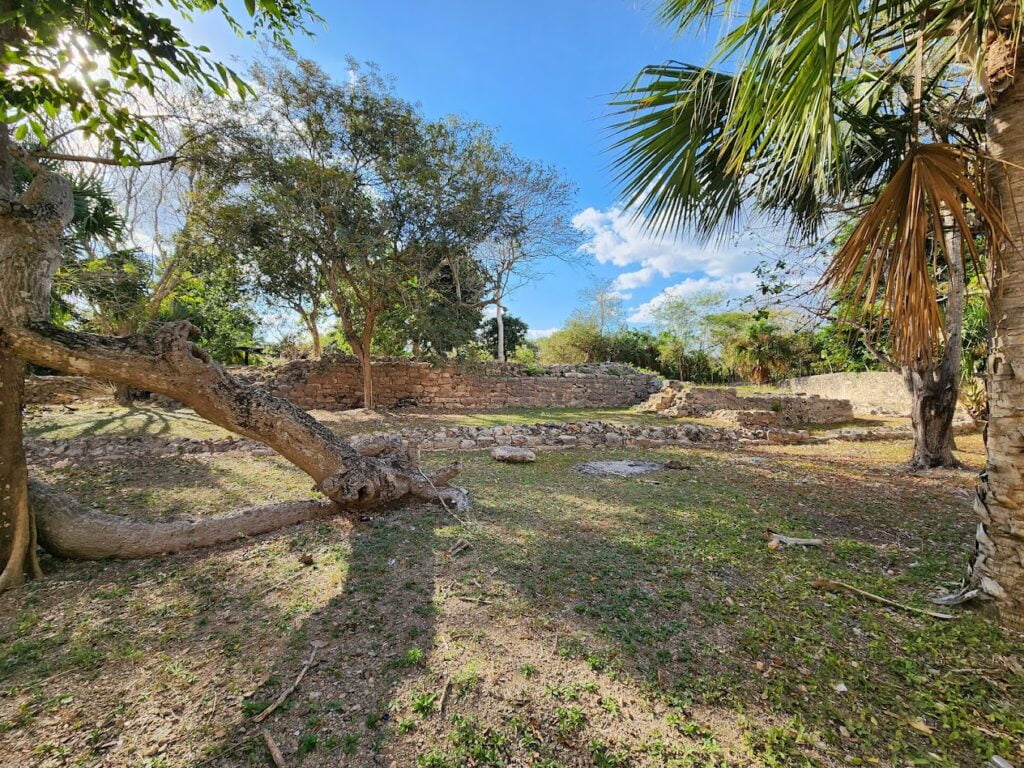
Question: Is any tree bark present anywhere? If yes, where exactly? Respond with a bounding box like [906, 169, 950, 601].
[905, 362, 959, 469]
[6, 321, 463, 510]
[0, 146, 75, 589]
[360, 345, 374, 409]
[904, 223, 965, 470]
[496, 303, 505, 362]
[29, 481, 341, 559]
[0, 352, 40, 588]
[975, 46, 1024, 629]
[297, 307, 322, 358]
[309, 321, 322, 359]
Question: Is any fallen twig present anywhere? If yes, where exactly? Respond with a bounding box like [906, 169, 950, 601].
[438, 677, 453, 714]
[418, 468, 468, 525]
[766, 530, 823, 549]
[252, 642, 323, 723]
[445, 539, 470, 557]
[455, 594, 494, 605]
[811, 579, 956, 620]
[261, 729, 287, 768]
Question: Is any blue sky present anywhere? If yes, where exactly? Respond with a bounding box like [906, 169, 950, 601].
[186, 1, 764, 337]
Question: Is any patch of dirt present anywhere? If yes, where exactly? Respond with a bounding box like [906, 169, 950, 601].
[572, 459, 665, 477]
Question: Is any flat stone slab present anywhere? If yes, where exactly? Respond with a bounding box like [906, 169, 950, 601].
[573, 459, 664, 477]
[490, 446, 536, 463]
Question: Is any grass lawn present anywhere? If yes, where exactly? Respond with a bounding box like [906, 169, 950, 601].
[2, 425, 1019, 767]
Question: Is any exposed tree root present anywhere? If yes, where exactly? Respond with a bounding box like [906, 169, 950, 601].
[29, 479, 341, 559]
[29, 471, 465, 560]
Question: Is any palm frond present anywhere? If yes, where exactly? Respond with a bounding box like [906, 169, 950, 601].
[824, 142, 1005, 364]
[611, 63, 745, 239]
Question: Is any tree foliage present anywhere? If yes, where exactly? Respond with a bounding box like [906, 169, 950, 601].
[480, 314, 529, 359]
[3, 0, 318, 159]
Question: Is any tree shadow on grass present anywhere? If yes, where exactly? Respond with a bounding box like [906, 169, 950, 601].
[25, 404, 222, 440]
[4, 442, 1021, 767]
[395, 446, 1024, 767]
[30, 453, 315, 522]
[204, 504, 446, 767]
[0, 500, 445, 767]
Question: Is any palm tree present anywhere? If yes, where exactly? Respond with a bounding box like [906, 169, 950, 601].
[727, 319, 795, 385]
[613, 1, 1024, 629]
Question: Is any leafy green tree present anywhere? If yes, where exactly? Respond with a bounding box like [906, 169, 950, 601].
[650, 290, 727, 353]
[481, 315, 529, 359]
[195, 185, 328, 357]
[157, 263, 258, 364]
[606, 328, 661, 372]
[2, 4, 483, 592]
[203, 57, 515, 407]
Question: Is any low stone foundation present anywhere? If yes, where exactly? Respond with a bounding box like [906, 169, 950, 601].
[25, 416, 957, 464]
[636, 381, 854, 426]
[25, 420, 740, 462]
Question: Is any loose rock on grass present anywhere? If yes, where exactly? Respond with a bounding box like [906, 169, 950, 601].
[490, 446, 537, 463]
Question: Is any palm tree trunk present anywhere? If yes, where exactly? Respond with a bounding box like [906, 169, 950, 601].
[905, 361, 959, 468]
[905, 223, 965, 470]
[976, 59, 1024, 630]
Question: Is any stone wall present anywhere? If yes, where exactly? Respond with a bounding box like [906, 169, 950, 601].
[637, 381, 854, 426]
[249, 358, 662, 411]
[23, 375, 112, 405]
[783, 372, 911, 415]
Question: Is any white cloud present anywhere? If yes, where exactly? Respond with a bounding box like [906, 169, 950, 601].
[572, 206, 759, 280]
[609, 267, 657, 298]
[627, 273, 758, 324]
[526, 327, 560, 340]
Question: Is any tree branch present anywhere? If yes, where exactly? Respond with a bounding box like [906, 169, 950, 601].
[5, 321, 464, 509]
[29, 151, 180, 167]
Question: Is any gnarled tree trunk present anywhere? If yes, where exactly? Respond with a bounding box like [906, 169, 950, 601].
[904, 223, 965, 470]
[0, 146, 75, 589]
[905, 361, 960, 469]
[6, 321, 463, 510]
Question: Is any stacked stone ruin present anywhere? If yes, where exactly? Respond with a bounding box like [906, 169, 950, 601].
[636, 380, 854, 427]
[243, 357, 662, 410]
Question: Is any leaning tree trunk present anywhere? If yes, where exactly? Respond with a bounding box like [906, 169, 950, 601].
[0, 152, 75, 589]
[7, 321, 463, 510]
[904, 224, 965, 470]
[974, 40, 1024, 630]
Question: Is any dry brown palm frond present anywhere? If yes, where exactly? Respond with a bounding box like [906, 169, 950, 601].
[822, 142, 1005, 365]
